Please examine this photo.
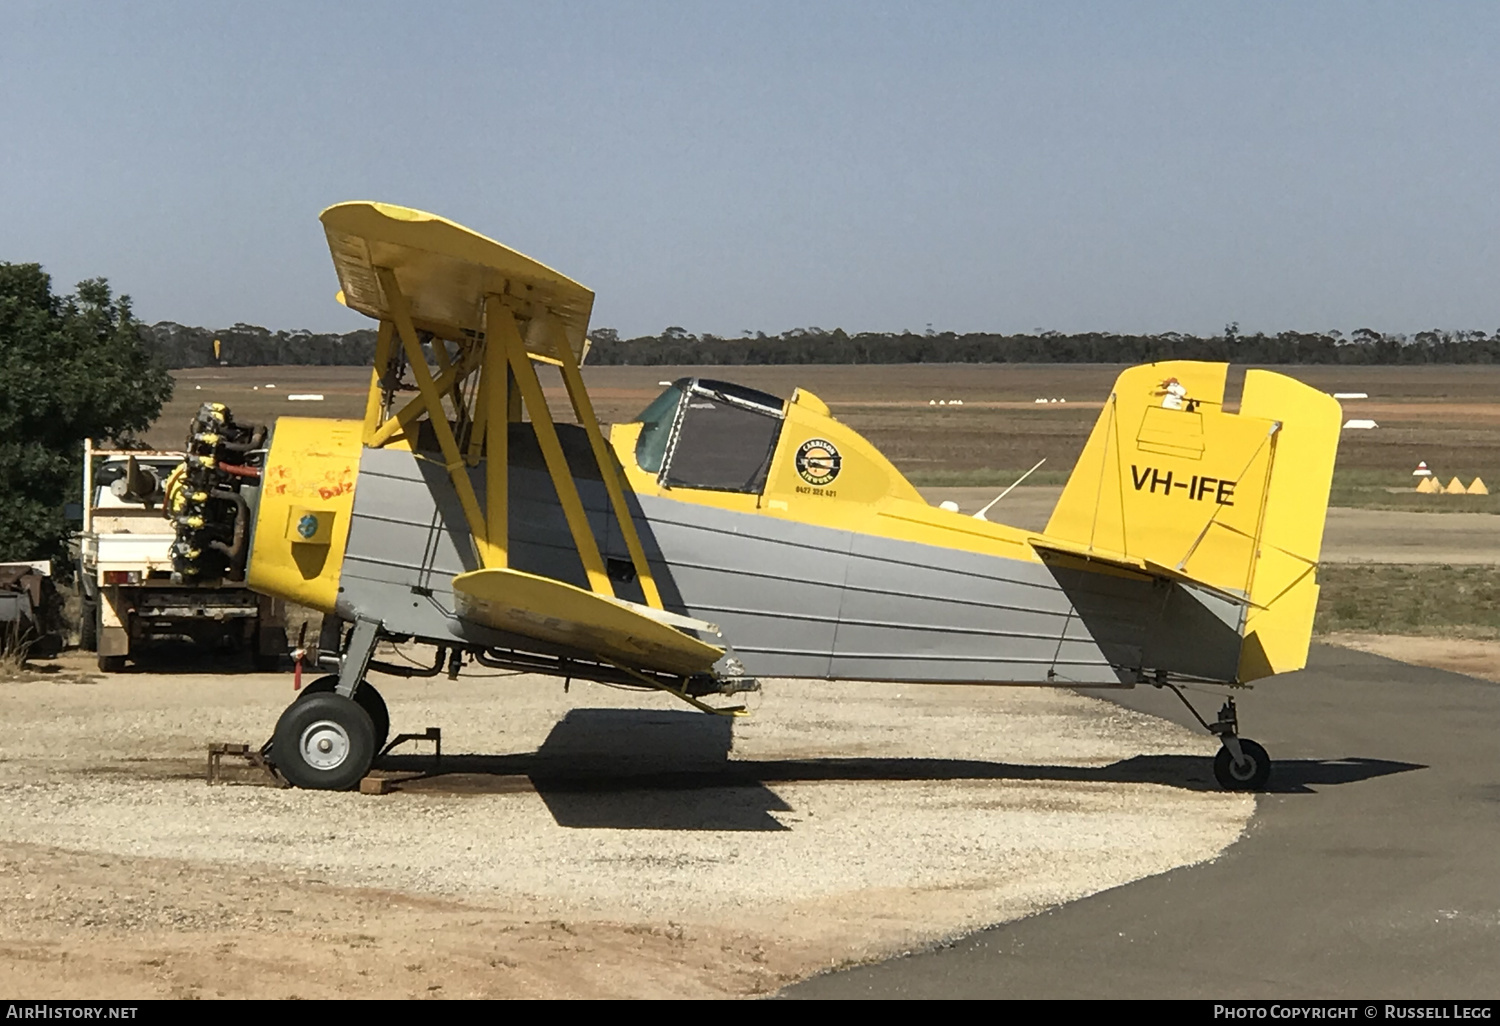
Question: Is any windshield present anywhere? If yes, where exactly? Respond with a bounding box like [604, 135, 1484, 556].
[632, 383, 686, 473]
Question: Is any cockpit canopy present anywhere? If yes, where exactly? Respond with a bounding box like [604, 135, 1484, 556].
[632, 378, 786, 494]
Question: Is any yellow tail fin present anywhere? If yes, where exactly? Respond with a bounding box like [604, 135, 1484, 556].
[1043, 362, 1341, 681]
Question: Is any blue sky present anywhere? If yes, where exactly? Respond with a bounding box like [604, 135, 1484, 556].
[3, 1, 1497, 337]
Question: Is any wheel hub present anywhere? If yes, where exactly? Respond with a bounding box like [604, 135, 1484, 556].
[299, 720, 351, 771]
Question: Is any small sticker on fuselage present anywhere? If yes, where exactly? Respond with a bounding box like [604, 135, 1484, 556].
[796, 439, 842, 487]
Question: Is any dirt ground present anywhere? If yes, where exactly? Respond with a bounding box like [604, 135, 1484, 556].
[0, 662, 1251, 999]
[1319, 634, 1500, 683]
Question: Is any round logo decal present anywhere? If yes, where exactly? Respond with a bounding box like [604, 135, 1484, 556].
[796, 438, 842, 486]
[296, 513, 320, 539]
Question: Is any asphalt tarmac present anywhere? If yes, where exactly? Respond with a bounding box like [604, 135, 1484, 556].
[785, 644, 1500, 998]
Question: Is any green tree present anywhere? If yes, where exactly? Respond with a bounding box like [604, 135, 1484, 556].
[0, 264, 174, 566]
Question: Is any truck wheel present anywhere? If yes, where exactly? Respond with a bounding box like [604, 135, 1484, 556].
[298, 676, 390, 755]
[97, 654, 126, 672]
[271, 693, 375, 791]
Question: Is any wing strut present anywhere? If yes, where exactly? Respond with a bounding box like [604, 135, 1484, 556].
[478, 313, 507, 562]
[546, 311, 664, 609]
[335, 204, 665, 612]
[364, 340, 482, 450]
[375, 267, 499, 568]
[487, 300, 612, 596]
[361, 320, 395, 443]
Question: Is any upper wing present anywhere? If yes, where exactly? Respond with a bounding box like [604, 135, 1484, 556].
[320, 201, 594, 364]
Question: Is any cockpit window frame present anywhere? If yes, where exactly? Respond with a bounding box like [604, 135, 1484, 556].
[631, 380, 688, 474]
[687, 379, 786, 417]
[633, 377, 787, 495]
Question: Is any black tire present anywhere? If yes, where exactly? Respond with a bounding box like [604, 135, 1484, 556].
[97, 654, 126, 673]
[1214, 738, 1272, 791]
[270, 692, 375, 791]
[297, 675, 390, 755]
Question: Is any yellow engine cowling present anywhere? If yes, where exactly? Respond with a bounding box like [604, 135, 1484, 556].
[246, 417, 362, 613]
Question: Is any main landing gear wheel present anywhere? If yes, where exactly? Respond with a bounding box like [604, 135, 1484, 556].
[297, 675, 390, 754]
[271, 692, 376, 791]
[1214, 738, 1271, 791]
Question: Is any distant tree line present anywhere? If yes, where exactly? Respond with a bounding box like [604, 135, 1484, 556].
[139, 320, 1500, 368]
[584, 324, 1500, 366]
[142, 322, 379, 368]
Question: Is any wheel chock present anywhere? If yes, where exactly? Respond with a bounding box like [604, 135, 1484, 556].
[207, 742, 286, 787]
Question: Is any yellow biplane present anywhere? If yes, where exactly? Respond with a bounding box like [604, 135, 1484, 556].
[169, 202, 1341, 792]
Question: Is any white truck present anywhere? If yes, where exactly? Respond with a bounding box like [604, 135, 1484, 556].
[78, 440, 285, 672]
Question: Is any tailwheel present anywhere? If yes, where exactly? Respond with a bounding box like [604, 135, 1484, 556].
[296, 675, 390, 754]
[1213, 738, 1271, 791]
[271, 692, 375, 790]
[1157, 687, 1273, 792]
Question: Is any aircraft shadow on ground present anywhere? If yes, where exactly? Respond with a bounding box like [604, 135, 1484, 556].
[372, 708, 1426, 830]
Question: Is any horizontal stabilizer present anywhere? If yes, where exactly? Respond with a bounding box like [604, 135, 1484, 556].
[1029, 537, 1252, 684]
[1028, 537, 1254, 611]
[451, 567, 724, 677]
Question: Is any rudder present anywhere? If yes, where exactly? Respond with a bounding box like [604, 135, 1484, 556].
[1235, 370, 1341, 679]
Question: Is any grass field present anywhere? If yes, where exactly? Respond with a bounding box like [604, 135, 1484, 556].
[1327, 469, 1500, 514]
[1313, 564, 1500, 638]
[150, 363, 1500, 508]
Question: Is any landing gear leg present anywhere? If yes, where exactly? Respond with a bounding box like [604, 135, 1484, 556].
[336, 617, 380, 700]
[1159, 685, 1273, 792]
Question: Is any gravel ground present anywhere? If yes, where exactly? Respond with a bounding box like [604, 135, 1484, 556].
[0, 663, 1252, 997]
